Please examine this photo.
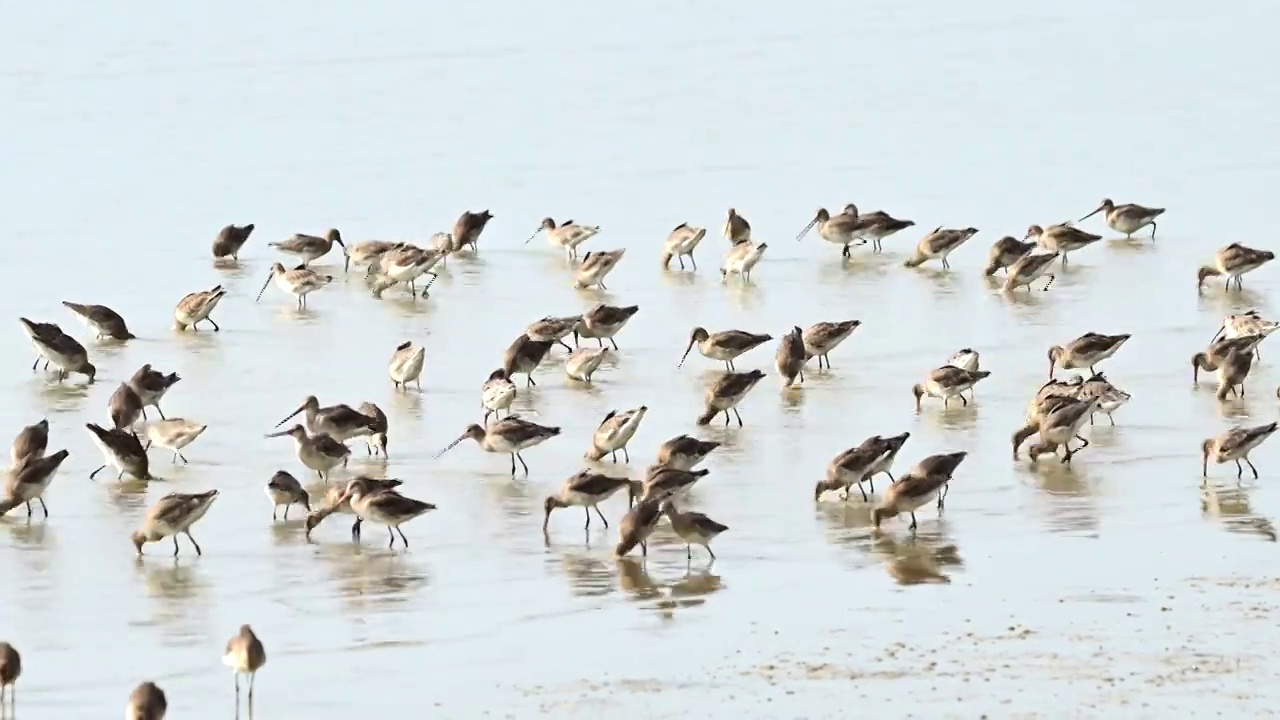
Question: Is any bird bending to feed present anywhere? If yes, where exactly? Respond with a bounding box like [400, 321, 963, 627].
[664, 501, 729, 560]
[697, 369, 767, 426]
[1026, 397, 1102, 464]
[679, 327, 773, 372]
[775, 325, 806, 387]
[223, 624, 267, 704]
[87, 423, 150, 480]
[815, 432, 911, 501]
[126, 680, 168, 720]
[61, 300, 134, 340]
[723, 208, 751, 245]
[304, 477, 403, 540]
[1001, 251, 1059, 292]
[275, 395, 379, 443]
[256, 262, 334, 308]
[1047, 332, 1131, 378]
[526, 217, 601, 260]
[143, 419, 208, 464]
[339, 476, 436, 548]
[721, 241, 767, 282]
[565, 347, 610, 382]
[0, 642, 19, 709]
[481, 368, 517, 424]
[902, 227, 978, 269]
[436, 416, 561, 476]
[347, 240, 404, 272]
[212, 222, 255, 261]
[503, 333, 554, 387]
[912, 366, 991, 411]
[574, 249, 626, 290]
[526, 315, 582, 352]
[585, 406, 647, 462]
[613, 496, 665, 558]
[795, 208, 869, 258]
[1025, 223, 1102, 264]
[357, 402, 389, 457]
[1068, 372, 1132, 426]
[263, 425, 350, 482]
[1214, 348, 1254, 401]
[269, 227, 347, 269]
[0, 449, 70, 519]
[133, 490, 219, 556]
[1079, 198, 1165, 239]
[453, 209, 494, 253]
[948, 348, 980, 373]
[388, 341, 426, 390]
[543, 469, 635, 531]
[1012, 395, 1082, 460]
[662, 223, 707, 270]
[655, 434, 721, 471]
[872, 451, 967, 530]
[1192, 335, 1266, 384]
[10, 418, 48, 466]
[173, 285, 227, 331]
[108, 382, 143, 432]
[129, 363, 181, 420]
[983, 236, 1036, 276]
[638, 466, 709, 505]
[841, 203, 916, 253]
[266, 470, 310, 520]
[1210, 310, 1279, 358]
[574, 303, 639, 350]
[1202, 422, 1278, 479]
[802, 320, 861, 369]
[1198, 243, 1275, 292]
[19, 317, 96, 382]
[371, 244, 442, 298]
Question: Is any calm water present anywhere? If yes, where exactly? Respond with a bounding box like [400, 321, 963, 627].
[4, 1, 1280, 716]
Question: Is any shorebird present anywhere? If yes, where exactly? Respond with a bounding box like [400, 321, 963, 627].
[614, 496, 665, 558]
[723, 208, 751, 245]
[19, 318, 96, 382]
[655, 434, 721, 471]
[526, 217, 601, 259]
[128, 364, 181, 420]
[802, 320, 861, 369]
[1198, 243, 1276, 292]
[358, 402, 389, 457]
[679, 327, 773, 371]
[1211, 310, 1280, 358]
[275, 396, 379, 443]
[565, 347, 610, 382]
[429, 232, 457, 260]
[841, 204, 916, 253]
[133, 490, 219, 556]
[575, 303, 639, 350]
[1193, 334, 1266, 384]
[1025, 223, 1102, 265]
[0, 450, 70, 518]
[1068, 373, 1133, 426]
[721, 241, 767, 282]
[453, 209, 494, 253]
[1048, 332, 1131, 378]
[126, 680, 168, 720]
[388, 341, 426, 390]
[61, 301, 134, 340]
[795, 208, 870, 258]
[0, 642, 19, 710]
[256, 262, 334, 308]
[481, 368, 517, 424]
[526, 315, 582, 352]
[10, 418, 47, 466]
[983, 236, 1036, 276]
[639, 466, 709, 505]
[303, 477, 403, 539]
[585, 406, 647, 462]
[264, 425, 351, 481]
[663, 502, 728, 560]
[543, 469, 635, 531]
[436, 416, 562, 475]
[1202, 422, 1278, 479]
[212, 223, 255, 261]
[574, 249, 625, 289]
[696, 369, 767, 426]
[143, 419, 207, 464]
[1000, 251, 1059, 292]
[87, 423, 151, 480]
[912, 366, 991, 410]
[173, 285, 227, 331]
[1026, 397, 1102, 464]
[662, 223, 707, 270]
[502, 334, 554, 386]
[902, 227, 978, 269]
[340, 476, 436, 548]
[872, 451, 967, 530]
[265, 470, 310, 520]
[948, 348, 980, 372]
[775, 325, 806, 387]
[1079, 198, 1165, 239]
[269, 228, 347, 269]
[223, 624, 267, 704]
[347, 240, 403, 272]
[108, 383, 144, 432]
[1214, 348, 1255, 401]
[1012, 395, 1083, 460]
[815, 432, 911, 501]
[372, 244, 442, 298]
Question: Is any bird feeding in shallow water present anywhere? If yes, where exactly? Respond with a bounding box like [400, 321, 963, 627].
[452, 209, 494, 254]
[1078, 198, 1165, 239]
[912, 366, 991, 411]
[265, 470, 310, 520]
[503, 334, 554, 387]
[339, 476, 437, 548]
[256, 263, 334, 309]
[663, 501, 729, 561]
[388, 341, 426, 390]
[436, 416, 561, 476]
[128, 363, 181, 420]
[0, 449, 70, 519]
[87, 423, 150, 481]
[19, 318, 96, 382]
[661, 223, 707, 271]
[902, 227, 978, 269]
[1025, 223, 1102, 265]
[565, 347, 610, 383]
[142, 419, 208, 464]
[526, 315, 582, 352]
[802, 320, 860, 370]
[775, 326, 806, 387]
[723, 208, 751, 245]
[679, 327, 772, 372]
[1197, 243, 1276, 292]
[574, 249, 626, 290]
[264, 425, 350, 482]
[61, 300, 135, 341]
[526, 217, 600, 260]
[132, 490, 219, 556]
[574, 303, 639, 350]
[542, 469, 635, 531]
[1202, 422, 1278, 480]
[212, 222, 255, 262]
[613, 496, 665, 558]
[721, 241, 767, 282]
[1047, 332, 1131, 378]
[584, 406, 647, 463]
[223, 624, 267, 706]
[655, 434, 721, 471]
[173, 285, 227, 332]
[275, 395, 379, 443]
[872, 451, 967, 531]
[481, 369, 517, 424]
[814, 432, 912, 502]
[795, 207, 870, 258]
[696, 370, 767, 426]
[269, 228, 347, 269]
[983, 236, 1036, 276]
[10, 418, 48, 466]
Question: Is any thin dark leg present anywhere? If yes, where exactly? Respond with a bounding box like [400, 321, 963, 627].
[1246, 457, 1260, 479]
[516, 452, 530, 474]
[388, 526, 396, 548]
[622, 447, 630, 462]
[687, 544, 693, 559]
[90, 464, 105, 480]
[885, 471, 896, 483]
[732, 408, 743, 427]
[867, 475, 875, 493]
[583, 506, 591, 529]
[707, 545, 716, 559]
[1236, 460, 1244, 478]
[397, 527, 409, 547]
[858, 484, 868, 502]
[273, 506, 278, 521]
[558, 339, 573, 352]
[594, 505, 609, 528]
[351, 518, 362, 541]
[723, 411, 730, 426]
[527, 374, 537, 387]
[1150, 221, 1158, 239]
[186, 531, 203, 556]
[690, 254, 698, 270]
[38, 497, 48, 518]
[209, 317, 220, 331]
[1074, 435, 1090, 448]
[509, 454, 517, 475]
[609, 337, 619, 350]
[172, 535, 181, 557]
[960, 395, 968, 407]
[641, 540, 648, 557]
[909, 512, 918, 530]
[610, 450, 617, 462]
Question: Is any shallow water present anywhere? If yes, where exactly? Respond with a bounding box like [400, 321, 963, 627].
[4, 0, 1280, 716]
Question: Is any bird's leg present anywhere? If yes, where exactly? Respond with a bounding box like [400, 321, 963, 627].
[272, 506, 278, 521]
[583, 506, 591, 529]
[858, 483, 868, 502]
[558, 339, 573, 352]
[1107, 412, 1116, 426]
[942, 257, 950, 269]
[509, 453, 517, 476]
[609, 337, 619, 350]
[209, 317, 220, 331]
[690, 254, 698, 270]
[842, 245, 850, 259]
[235, 671, 240, 697]
[352, 518, 362, 541]
[1150, 222, 1158, 239]
[171, 451, 179, 464]
[249, 672, 256, 702]
[186, 531, 203, 556]
[723, 411, 731, 426]
[388, 526, 396, 548]
[595, 505, 609, 528]
[172, 536, 181, 557]
[960, 394, 968, 407]
[732, 408, 744, 427]
[943, 396, 950, 408]
[31, 357, 38, 371]
[38, 497, 49, 518]
[157, 406, 167, 420]
[1074, 435, 1090, 448]
[1247, 457, 1260, 479]
[527, 374, 536, 387]
[707, 545, 717, 559]
[1236, 460, 1244, 479]
[141, 407, 149, 421]
[397, 527, 409, 547]
[517, 452, 530, 474]
[641, 540, 648, 557]
[610, 450, 617, 462]
[89, 464, 105, 480]
[909, 512, 918, 530]
[622, 446, 630, 462]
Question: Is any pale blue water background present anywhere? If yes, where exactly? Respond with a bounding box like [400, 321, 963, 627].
[3, 1, 1280, 717]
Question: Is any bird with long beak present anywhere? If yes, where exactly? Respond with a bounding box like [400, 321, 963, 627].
[1026, 397, 1102, 464]
[1202, 422, 1278, 480]
[871, 451, 967, 531]
[912, 367, 991, 411]
[1192, 334, 1266, 384]
[679, 327, 772, 372]
[613, 496, 665, 558]
[795, 208, 870, 258]
[543, 470, 635, 532]
[1079, 198, 1165, 239]
[655, 434, 721, 471]
[814, 432, 910, 502]
[132, 490, 219, 556]
[585, 406, 647, 462]
[255, 262, 334, 308]
[275, 395, 379, 443]
[661, 222, 707, 271]
[526, 217, 600, 260]
[1198, 243, 1275, 292]
[801, 320, 861, 370]
[0, 450, 70, 518]
[263, 425, 350, 482]
[435, 416, 561, 476]
[1025, 223, 1101, 265]
[337, 476, 436, 548]
[304, 477, 403, 540]
[268, 228, 347, 269]
[1047, 332, 1131, 378]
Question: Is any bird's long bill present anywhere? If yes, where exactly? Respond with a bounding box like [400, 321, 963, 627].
[677, 340, 695, 368]
[1078, 205, 1103, 222]
[541, 507, 552, 532]
[274, 405, 305, 428]
[254, 271, 273, 302]
[263, 429, 293, 439]
[795, 217, 818, 241]
[433, 433, 467, 459]
[1208, 324, 1226, 344]
[524, 228, 541, 244]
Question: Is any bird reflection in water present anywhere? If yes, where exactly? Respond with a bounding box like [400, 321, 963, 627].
[1201, 485, 1277, 542]
[615, 557, 723, 613]
[135, 557, 211, 644]
[317, 544, 429, 612]
[869, 527, 963, 586]
[547, 549, 614, 598]
[1027, 459, 1099, 537]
